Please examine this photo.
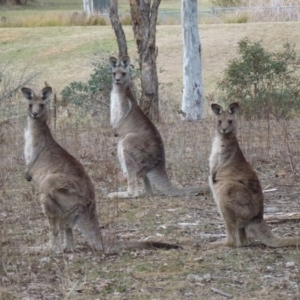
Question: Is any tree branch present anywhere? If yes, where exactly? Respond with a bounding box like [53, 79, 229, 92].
[109, 0, 128, 57]
[149, 0, 160, 45]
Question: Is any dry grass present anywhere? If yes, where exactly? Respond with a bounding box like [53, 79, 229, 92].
[1, 23, 300, 299]
[4, 0, 300, 28]
[0, 0, 211, 27]
[212, 0, 300, 23]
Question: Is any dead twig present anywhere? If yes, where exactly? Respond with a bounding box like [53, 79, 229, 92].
[130, 273, 146, 282]
[116, 229, 138, 233]
[264, 212, 300, 223]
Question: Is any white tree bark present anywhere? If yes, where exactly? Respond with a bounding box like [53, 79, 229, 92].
[181, 0, 204, 120]
[83, 0, 93, 15]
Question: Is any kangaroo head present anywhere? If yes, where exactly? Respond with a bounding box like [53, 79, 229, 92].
[21, 86, 52, 120]
[211, 102, 239, 135]
[109, 56, 131, 87]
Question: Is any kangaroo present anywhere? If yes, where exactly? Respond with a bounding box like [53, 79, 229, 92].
[209, 102, 299, 248]
[22, 86, 181, 253]
[107, 56, 209, 198]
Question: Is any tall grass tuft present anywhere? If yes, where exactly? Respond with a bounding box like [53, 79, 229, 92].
[120, 13, 132, 26]
[221, 0, 300, 23]
[224, 13, 248, 23]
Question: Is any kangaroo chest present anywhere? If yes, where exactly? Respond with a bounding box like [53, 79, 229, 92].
[24, 122, 45, 166]
[24, 125, 34, 165]
[209, 136, 223, 172]
[110, 91, 131, 130]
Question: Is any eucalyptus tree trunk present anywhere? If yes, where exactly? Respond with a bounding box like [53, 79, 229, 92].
[130, 0, 160, 122]
[181, 0, 204, 120]
[83, 0, 93, 15]
[109, 0, 139, 103]
[109, 0, 128, 57]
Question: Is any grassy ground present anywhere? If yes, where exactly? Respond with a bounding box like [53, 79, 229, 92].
[1, 22, 300, 102]
[1, 23, 300, 299]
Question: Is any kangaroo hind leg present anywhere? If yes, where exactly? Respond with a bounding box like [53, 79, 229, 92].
[41, 193, 73, 253]
[62, 210, 80, 252]
[143, 176, 154, 196]
[237, 227, 249, 247]
[209, 218, 237, 248]
[107, 136, 146, 198]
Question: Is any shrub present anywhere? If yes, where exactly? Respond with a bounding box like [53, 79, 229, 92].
[217, 38, 300, 120]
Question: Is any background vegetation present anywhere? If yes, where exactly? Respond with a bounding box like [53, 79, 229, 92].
[217, 38, 300, 121]
[1, 0, 300, 27]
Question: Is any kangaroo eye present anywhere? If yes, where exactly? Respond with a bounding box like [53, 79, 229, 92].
[113, 72, 116, 76]
[218, 120, 222, 125]
[122, 72, 126, 76]
[228, 120, 233, 125]
[40, 104, 44, 108]
[29, 104, 32, 108]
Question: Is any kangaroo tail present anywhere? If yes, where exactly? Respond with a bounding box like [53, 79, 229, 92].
[147, 167, 209, 197]
[106, 240, 183, 252]
[76, 205, 104, 251]
[247, 219, 299, 248]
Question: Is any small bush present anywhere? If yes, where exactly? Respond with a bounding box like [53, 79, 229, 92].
[87, 14, 108, 26]
[217, 38, 300, 120]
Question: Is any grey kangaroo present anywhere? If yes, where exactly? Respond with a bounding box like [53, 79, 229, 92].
[108, 55, 210, 198]
[209, 102, 299, 248]
[22, 86, 181, 253]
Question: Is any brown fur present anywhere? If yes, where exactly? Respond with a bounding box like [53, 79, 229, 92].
[209, 102, 299, 248]
[22, 86, 181, 253]
[107, 56, 209, 198]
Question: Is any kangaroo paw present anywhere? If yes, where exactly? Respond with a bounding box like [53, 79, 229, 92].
[207, 238, 236, 249]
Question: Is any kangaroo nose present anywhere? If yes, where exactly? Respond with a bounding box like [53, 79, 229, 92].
[222, 129, 227, 134]
[115, 78, 121, 83]
[33, 112, 38, 117]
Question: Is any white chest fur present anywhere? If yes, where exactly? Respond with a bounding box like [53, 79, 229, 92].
[110, 91, 122, 129]
[209, 135, 222, 170]
[110, 90, 131, 130]
[209, 135, 223, 209]
[24, 125, 33, 165]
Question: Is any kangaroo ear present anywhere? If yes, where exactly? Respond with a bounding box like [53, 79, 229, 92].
[120, 56, 130, 68]
[211, 104, 223, 115]
[109, 56, 118, 68]
[21, 87, 35, 101]
[39, 86, 52, 101]
[228, 102, 239, 115]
